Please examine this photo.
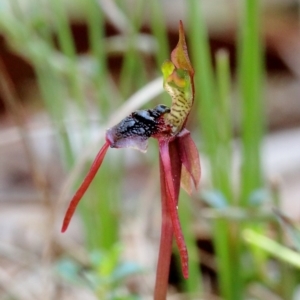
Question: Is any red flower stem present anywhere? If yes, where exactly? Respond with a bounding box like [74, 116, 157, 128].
[154, 156, 173, 300]
[61, 141, 110, 232]
[159, 139, 189, 279]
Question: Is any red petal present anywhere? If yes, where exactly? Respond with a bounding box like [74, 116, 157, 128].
[61, 141, 110, 232]
[159, 139, 189, 278]
[178, 129, 201, 191]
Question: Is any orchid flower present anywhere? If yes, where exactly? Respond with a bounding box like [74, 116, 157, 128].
[61, 21, 200, 288]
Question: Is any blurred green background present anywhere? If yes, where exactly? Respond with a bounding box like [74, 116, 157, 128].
[0, 0, 300, 299]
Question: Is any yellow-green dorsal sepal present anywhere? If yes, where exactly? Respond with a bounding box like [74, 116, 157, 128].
[162, 61, 191, 93]
[161, 21, 194, 134]
[162, 60, 175, 82]
[171, 21, 194, 81]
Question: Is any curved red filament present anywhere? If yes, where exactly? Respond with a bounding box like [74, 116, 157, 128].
[61, 141, 110, 232]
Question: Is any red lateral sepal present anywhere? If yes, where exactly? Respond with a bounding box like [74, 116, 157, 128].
[61, 141, 110, 232]
[159, 138, 189, 279]
[178, 129, 201, 195]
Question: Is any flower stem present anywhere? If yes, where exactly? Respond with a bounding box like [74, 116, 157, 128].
[154, 140, 183, 299]
[154, 184, 173, 300]
[159, 139, 188, 278]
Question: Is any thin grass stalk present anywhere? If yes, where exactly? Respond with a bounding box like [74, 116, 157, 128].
[85, 0, 109, 113]
[149, 0, 169, 66]
[239, 0, 264, 207]
[187, 0, 217, 158]
[215, 50, 233, 203]
[35, 65, 75, 169]
[37, 0, 56, 46]
[119, 39, 139, 100]
[119, 0, 147, 98]
[238, 0, 267, 289]
[51, 0, 87, 119]
[188, 2, 237, 299]
[215, 49, 244, 300]
[149, 0, 170, 105]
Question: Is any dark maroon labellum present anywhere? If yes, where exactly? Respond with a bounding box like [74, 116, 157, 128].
[106, 104, 170, 152]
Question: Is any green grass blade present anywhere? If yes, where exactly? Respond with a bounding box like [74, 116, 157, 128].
[51, 0, 87, 116]
[187, 0, 217, 158]
[238, 0, 264, 207]
[215, 49, 233, 204]
[85, 0, 109, 112]
[187, 2, 237, 299]
[149, 0, 169, 66]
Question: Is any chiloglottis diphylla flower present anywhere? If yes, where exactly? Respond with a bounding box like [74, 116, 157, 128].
[61, 21, 200, 280]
